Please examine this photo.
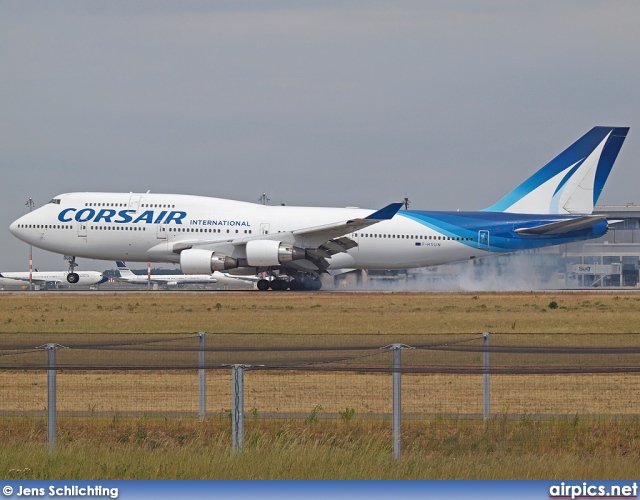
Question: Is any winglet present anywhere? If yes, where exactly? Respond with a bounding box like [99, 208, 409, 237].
[116, 261, 127, 269]
[365, 202, 403, 220]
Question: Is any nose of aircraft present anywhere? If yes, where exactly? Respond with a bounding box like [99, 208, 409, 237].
[9, 217, 21, 238]
[9, 213, 35, 244]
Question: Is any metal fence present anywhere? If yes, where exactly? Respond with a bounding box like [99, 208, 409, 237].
[1, 332, 639, 458]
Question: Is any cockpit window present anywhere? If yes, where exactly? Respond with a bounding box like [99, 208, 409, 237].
[49, 199, 61, 204]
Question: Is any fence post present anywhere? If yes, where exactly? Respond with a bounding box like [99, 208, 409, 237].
[46, 343, 57, 454]
[483, 332, 490, 421]
[232, 364, 245, 453]
[392, 343, 402, 460]
[198, 332, 206, 421]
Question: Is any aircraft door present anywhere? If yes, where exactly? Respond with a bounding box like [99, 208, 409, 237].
[78, 223, 87, 238]
[157, 224, 167, 240]
[260, 223, 270, 235]
[129, 195, 141, 212]
[478, 230, 489, 250]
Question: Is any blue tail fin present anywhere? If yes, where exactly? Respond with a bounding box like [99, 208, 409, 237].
[115, 261, 136, 278]
[484, 127, 629, 214]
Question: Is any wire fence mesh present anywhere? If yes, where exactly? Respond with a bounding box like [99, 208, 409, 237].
[2, 332, 639, 421]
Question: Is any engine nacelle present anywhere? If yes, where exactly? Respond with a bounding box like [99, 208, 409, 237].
[179, 248, 238, 274]
[245, 240, 305, 267]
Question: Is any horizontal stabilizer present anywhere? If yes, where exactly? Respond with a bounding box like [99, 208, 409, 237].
[514, 215, 607, 235]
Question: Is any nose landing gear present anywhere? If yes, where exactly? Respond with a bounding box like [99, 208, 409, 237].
[65, 256, 80, 284]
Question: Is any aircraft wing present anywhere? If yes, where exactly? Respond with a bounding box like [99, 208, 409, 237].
[164, 202, 402, 273]
[146, 277, 171, 284]
[284, 203, 404, 271]
[514, 215, 607, 235]
[217, 272, 260, 283]
[171, 203, 403, 255]
[290, 202, 404, 247]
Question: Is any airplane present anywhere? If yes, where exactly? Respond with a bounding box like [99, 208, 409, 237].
[0, 270, 106, 288]
[115, 261, 258, 288]
[116, 261, 217, 286]
[9, 126, 629, 291]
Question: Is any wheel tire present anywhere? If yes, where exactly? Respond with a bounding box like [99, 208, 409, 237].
[67, 272, 80, 284]
[257, 279, 270, 291]
[270, 279, 286, 291]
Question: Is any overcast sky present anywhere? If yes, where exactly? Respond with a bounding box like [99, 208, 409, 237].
[2, 1, 639, 272]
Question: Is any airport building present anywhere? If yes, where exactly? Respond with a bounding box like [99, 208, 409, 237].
[556, 204, 640, 288]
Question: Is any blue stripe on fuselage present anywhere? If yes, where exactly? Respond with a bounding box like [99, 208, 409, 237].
[400, 211, 607, 252]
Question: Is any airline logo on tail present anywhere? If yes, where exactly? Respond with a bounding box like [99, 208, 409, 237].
[116, 261, 136, 278]
[484, 127, 629, 214]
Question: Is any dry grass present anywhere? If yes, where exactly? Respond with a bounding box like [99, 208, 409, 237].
[1, 291, 640, 334]
[1, 291, 640, 479]
[1, 291, 640, 418]
[2, 370, 639, 417]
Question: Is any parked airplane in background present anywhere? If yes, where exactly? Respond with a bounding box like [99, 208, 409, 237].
[116, 261, 217, 286]
[9, 127, 629, 291]
[115, 261, 258, 288]
[0, 270, 106, 288]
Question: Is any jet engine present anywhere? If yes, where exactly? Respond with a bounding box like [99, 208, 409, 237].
[245, 240, 305, 266]
[179, 248, 238, 274]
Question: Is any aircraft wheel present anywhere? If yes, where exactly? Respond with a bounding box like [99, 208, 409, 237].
[67, 272, 80, 284]
[270, 279, 286, 291]
[257, 279, 270, 291]
[289, 280, 302, 291]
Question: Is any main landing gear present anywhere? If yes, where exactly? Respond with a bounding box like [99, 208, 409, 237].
[256, 271, 322, 291]
[66, 256, 80, 284]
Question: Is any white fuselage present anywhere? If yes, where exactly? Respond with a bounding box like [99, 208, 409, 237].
[119, 272, 218, 285]
[118, 270, 256, 287]
[0, 270, 104, 287]
[9, 192, 488, 270]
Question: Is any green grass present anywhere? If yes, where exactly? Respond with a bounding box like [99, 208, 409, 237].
[1, 417, 639, 479]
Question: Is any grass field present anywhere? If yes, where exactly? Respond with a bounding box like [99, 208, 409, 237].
[1, 418, 639, 479]
[2, 371, 639, 417]
[1, 291, 639, 479]
[1, 290, 640, 334]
